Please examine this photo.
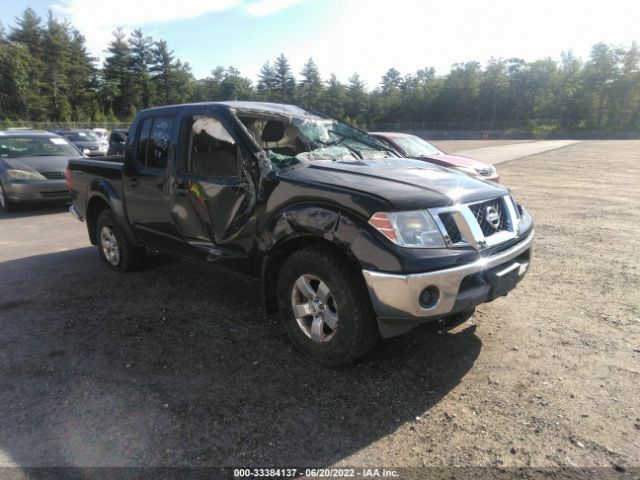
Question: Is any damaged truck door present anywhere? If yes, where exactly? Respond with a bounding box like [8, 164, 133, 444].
[171, 106, 256, 272]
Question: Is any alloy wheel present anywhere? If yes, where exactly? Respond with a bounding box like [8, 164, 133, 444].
[291, 274, 339, 343]
[100, 226, 121, 266]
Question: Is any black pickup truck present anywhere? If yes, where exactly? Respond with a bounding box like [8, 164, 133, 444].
[68, 101, 534, 365]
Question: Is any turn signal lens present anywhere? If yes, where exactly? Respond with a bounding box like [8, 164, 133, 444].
[369, 213, 398, 242]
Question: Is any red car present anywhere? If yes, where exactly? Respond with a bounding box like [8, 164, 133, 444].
[370, 132, 500, 183]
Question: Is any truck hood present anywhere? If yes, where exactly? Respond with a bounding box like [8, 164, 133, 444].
[415, 153, 491, 170]
[278, 157, 508, 210]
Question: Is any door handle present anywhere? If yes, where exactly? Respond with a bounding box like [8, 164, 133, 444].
[173, 181, 188, 196]
[129, 177, 140, 188]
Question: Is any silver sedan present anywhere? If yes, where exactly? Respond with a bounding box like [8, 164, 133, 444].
[0, 131, 82, 211]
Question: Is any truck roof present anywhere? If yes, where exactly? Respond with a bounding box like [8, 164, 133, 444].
[139, 101, 329, 120]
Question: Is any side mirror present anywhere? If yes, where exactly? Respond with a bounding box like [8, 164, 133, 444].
[83, 148, 91, 156]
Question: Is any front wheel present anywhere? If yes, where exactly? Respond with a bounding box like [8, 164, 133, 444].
[0, 184, 14, 212]
[277, 246, 380, 366]
[96, 209, 145, 271]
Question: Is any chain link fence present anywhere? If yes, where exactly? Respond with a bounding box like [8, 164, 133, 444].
[0, 121, 131, 131]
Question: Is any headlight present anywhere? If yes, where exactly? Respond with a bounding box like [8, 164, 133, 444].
[369, 211, 445, 248]
[5, 169, 46, 180]
[455, 166, 478, 176]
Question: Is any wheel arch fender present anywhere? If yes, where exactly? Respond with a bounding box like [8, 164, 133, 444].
[86, 179, 141, 247]
[259, 204, 401, 313]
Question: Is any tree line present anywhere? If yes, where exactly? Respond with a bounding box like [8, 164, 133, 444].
[1, 7, 639, 131]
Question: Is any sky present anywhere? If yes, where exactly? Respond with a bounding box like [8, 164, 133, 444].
[2, 0, 640, 88]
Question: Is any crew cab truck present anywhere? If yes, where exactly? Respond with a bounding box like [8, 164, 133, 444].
[68, 101, 534, 365]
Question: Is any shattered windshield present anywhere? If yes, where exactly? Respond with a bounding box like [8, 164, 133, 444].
[237, 115, 399, 170]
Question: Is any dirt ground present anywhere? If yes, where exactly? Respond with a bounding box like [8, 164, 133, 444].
[0, 140, 638, 472]
[434, 139, 531, 153]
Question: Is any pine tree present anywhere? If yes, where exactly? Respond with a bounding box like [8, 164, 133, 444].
[150, 39, 175, 105]
[299, 57, 323, 110]
[0, 42, 34, 120]
[103, 28, 135, 118]
[346, 73, 367, 124]
[9, 8, 43, 57]
[257, 61, 277, 100]
[381, 68, 402, 92]
[220, 67, 253, 100]
[67, 28, 97, 121]
[273, 53, 296, 103]
[128, 29, 155, 108]
[150, 40, 194, 105]
[8, 8, 47, 120]
[323, 73, 347, 118]
[43, 12, 74, 121]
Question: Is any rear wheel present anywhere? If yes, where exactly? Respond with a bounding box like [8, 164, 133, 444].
[277, 246, 379, 366]
[0, 184, 14, 212]
[96, 209, 145, 271]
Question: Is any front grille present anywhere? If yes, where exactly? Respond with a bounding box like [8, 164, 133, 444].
[476, 167, 495, 177]
[469, 198, 510, 237]
[41, 171, 65, 179]
[41, 191, 69, 197]
[440, 212, 463, 244]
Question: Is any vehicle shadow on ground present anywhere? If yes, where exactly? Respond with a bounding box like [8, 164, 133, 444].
[0, 202, 69, 219]
[0, 247, 482, 469]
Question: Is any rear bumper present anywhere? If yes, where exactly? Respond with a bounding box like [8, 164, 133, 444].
[362, 231, 534, 337]
[3, 179, 70, 203]
[86, 149, 108, 157]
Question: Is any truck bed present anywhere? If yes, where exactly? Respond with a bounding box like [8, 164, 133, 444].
[68, 156, 124, 219]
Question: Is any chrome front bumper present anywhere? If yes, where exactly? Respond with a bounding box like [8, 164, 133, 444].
[362, 231, 534, 332]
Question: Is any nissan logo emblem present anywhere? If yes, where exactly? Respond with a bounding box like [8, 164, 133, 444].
[485, 206, 501, 229]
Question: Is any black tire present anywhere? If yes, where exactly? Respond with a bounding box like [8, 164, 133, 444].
[277, 246, 380, 366]
[0, 184, 14, 212]
[96, 209, 145, 271]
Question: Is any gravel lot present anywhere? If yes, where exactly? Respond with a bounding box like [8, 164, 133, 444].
[0, 140, 638, 472]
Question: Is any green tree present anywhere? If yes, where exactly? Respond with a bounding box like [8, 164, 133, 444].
[272, 53, 296, 103]
[42, 12, 73, 121]
[346, 73, 367, 125]
[128, 29, 155, 108]
[257, 61, 277, 100]
[480, 59, 510, 126]
[9, 8, 43, 57]
[68, 29, 97, 121]
[323, 73, 347, 118]
[151, 39, 174, 104]
[7, 8, 47, 120]
[0, 42, 35, 119]
[102, 28, 135, 118]
[583, 43, 619, 127]
[220, 66, 253, 100]
[298, 57, 323, 109]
